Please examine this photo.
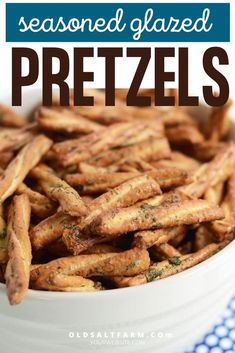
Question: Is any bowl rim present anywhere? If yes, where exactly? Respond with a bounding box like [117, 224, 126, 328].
[1, 239, 234, 300]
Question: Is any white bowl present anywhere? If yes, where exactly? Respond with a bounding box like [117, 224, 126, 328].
[0, 89, 235, 353]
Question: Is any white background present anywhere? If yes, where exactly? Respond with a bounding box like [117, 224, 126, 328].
[0, 0, 234, 113]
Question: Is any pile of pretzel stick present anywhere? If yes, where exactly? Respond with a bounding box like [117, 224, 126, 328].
[0, 89, 234, 305]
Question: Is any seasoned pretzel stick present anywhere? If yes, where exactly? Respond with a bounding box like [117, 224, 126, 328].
[62, 192, 199, 255]
[70, 105, 135, 125]
[37, 107, 103, 134]
[33, 275, 103, 292]
[82, 175, 161, 229]
[5, 194, 31, 304]
[64, 172, 139, 194]
[15, 183, 56, 218]
[65, 167, 189, 194]
[89, 199, 224, 237]
[147, 168, 190, 189]
[30, 164, 87, 217]
[30, 261, 102, 291]
[53, 122, 151, 166]
[152, 151, 200, 171]
[33, 248, 150, 290]
[71, 97, 161, 125]
[113, 243, 225, 287]
[0, 128, 34, 153]
[89, 137, 171, 167]
[0, 104, 26, 127]
[206, 173, 235, 241]
[0, 135, 52, 203]
[62, 175, 161, 254]
[119, 122, 164, 147]
[133, 226, 187, 249]
[120, 128, 161, 147]
[30, 212, 76, 251]
[0, 166, 56, 218]
[179, 142, 235, 198]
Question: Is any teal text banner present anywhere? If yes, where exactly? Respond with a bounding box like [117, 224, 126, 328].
[6, 3, 230, 42]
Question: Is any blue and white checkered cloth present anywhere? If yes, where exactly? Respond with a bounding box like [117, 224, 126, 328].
[186, 296, 235, 353]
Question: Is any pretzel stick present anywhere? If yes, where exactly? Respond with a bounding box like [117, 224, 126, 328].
[70, 105, 135, 125]
[89, 137, 171, 167]
[152, 151, 200, 171]
[53, 122, 152, 166]
[113, 243, 225, 287]
[0, 128, 33, 153]
[62, 175, 161, 254]
[66, 168, 189, 194]
[118, 161, 190, 188]
[62, 192, 196, 255]
[0, 135, 52, 203]
[179, 142, 235, 198]
[30, 164, 87, 217]
[0, 166, 56, 219]
[133, 226, 187, 249]
[64, 172, 139, 194]
[30, 261, 102, 291]
[34, 274, 103, 292]
[86, 174, 161, 226]
[119, 128, 160, 147]
[37, 107, 103, 134]
[70, 94, 161, 124]
[15, 182, 56, 218]
[30, 212, 76, 251]
[147, 168, 190, 189]
[206, 173, 235, 241]
[32, 248, 150, 290]
[89, 199, 224, 237]
[5, 194, 31, 304]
